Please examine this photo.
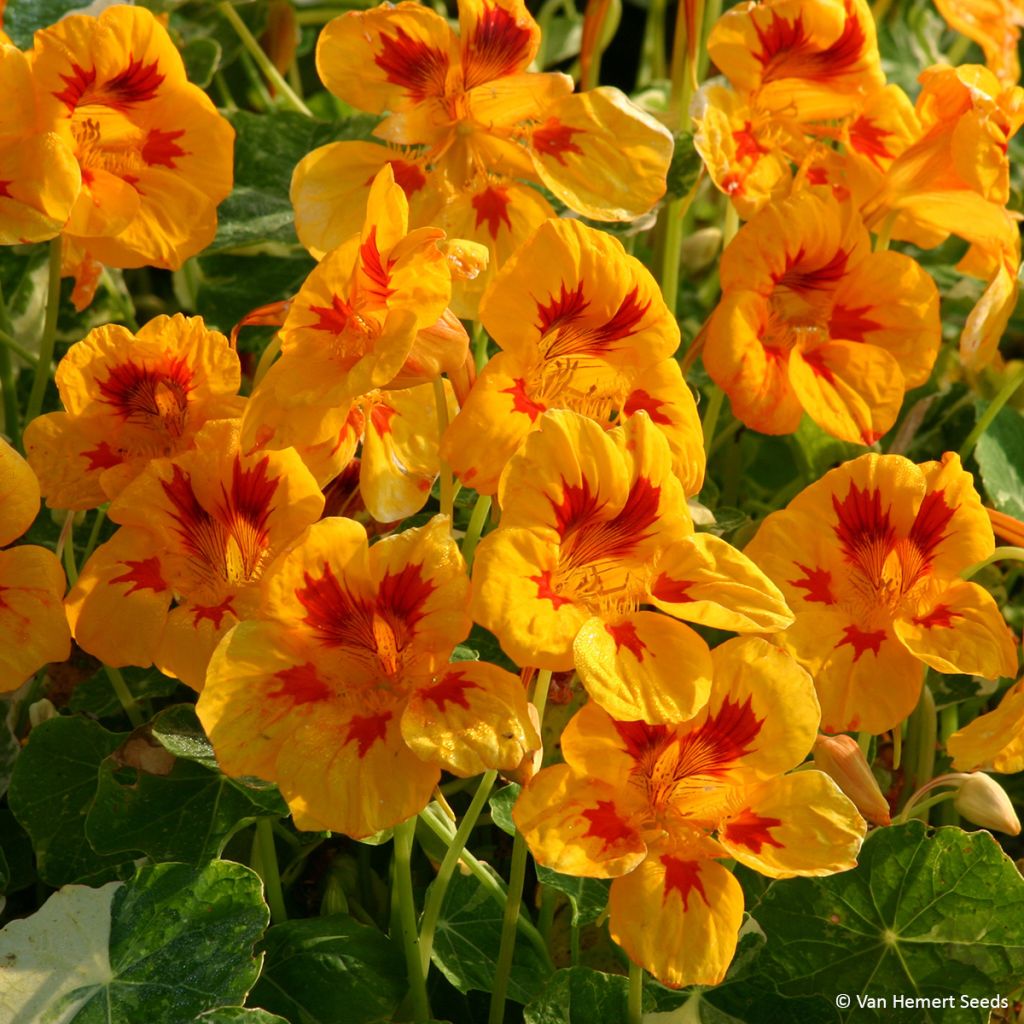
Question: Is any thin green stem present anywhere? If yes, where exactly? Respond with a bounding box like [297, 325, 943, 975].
[721, 201, 739, 248]
[461, 493, 492, 569]
[60, 511, 78, 586]
[82, 506, 108, 564]
[472, 321, 489, 371]
[531, 668, 553, 724]
[256, 817, 288, 923]
[946, 33, 971, 65]
[937, 704, 961, 826]
[419, 770, 497, 972]
[104, 665, 144, 728]
[897, 788, 957, 824]
[961, 545, 1024, 580]
[701, 386, 724, 457]
[638, 0, 668, 86]
[252, 333, 282, 389]
[218, 2, 313, 115]
[488, 828, 531, 1024]
[0, 328, 37, 366]
[873, 211, 896, 253]
[910, 683, 937, 819]
[628, 960, 644, 1024]
[25, 238, 63, 425]
[393, 818, 431, 1023]
[100, 269, 139, 331]
[433, 376, 455, 521]
[659, 182, 699, 319]
[892, 724, 902, 771]
[0, 280, 19, 444]
[959, 370, 1024, 462]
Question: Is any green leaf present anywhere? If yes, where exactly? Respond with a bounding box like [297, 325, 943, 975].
[0, 698, 19, 798]
[249, 915, 406, 1024]
[490, 783, 520, 836]
[3, 0, 85, 47]
[195, 1009, 289, 1024]
[974, 401, 1024, 520]
[430, 870, 552, 1005]
[0, 809, 35, 894]
[535, 866, 609, 926]
[69, 664, 182, 718]
[524, 967, 629, 1024]
[182, 37, 223, 88]
[666, 132, 702, 201]
[7, 715, 133, 886]
[753, 822, 1024, 1022]
[0, 860, 268, 1023]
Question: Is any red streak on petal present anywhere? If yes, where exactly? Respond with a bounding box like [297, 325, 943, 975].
[849, 115, 894, 169]
[908, 490, 955, 564]
[529, 568, 573, 608]
[732, 123, 767, 160]
[650, 573, 693, 603]
[190, 596, 236, 630]
[309, 294, 355, 334]
[581, 798, 634, 850]
[788, 562, 836, 604]
[776, 246, 849, 292]
[830, 303, 883, 343]
[675, 694, 764, 776]
[806, 167, 829, 185]
[912, 603, 961, 629]
[82, 440, 123, 471]
[345, 710, 392, 757]
[799, 347, 835, 383]
[531, 118, 584, 166]
[374, 25, 450, 101]
[832, 483, 894, 567]
[368, 401, 397, 437]
[660, 854, 707, 909]
[836, 623, 886, 661]
[612, 719, 672, 759]
[360, 225, 395, 302]
[754, 7, 868, 84]
[463, 2, 534, 88]
[471, 185, 513, 240]
[54, 62, 96, 110]
[390, 158, 427, 196]
[622, 388, 673, 425]
[269, 662, 331, 704]
[723, 808, 784, 854]
[56, 54, 165, 111]
[537, 280, 589, 335]
[421, 669, 478, 710]
[142, 127, 187, 168]
[500, 378, 546, 422]
[111, 556, 168, 595]
[97, 355, 194, 426]
[605, 619, 646, 660]
[552, 476, 601, 537]
[377, 562, 435, 629]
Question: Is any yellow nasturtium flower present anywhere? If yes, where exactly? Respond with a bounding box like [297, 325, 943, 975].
[443, 218, 704, 497]
[198, 515, 538, 838]
[745, 452, 1018, 735]
[66, 420, 324, 691]
[472, 411, 791, 723]
[514, 638, 865, 989]
[0, 439, 71, 691]
[948, 678, 1024, 774]
[28, 5, 234, 279]
[24, 315, 244, 510]
[703, 189, 940, 444]
[934, 0, 1024, 86]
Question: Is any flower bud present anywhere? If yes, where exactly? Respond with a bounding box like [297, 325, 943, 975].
[813, 734, 891, 826]
[28, 698, 58, 730]
[954, 773, 1021, 835]
[679, 227, 722, 274]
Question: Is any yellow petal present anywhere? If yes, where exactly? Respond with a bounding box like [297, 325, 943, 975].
[0, 437, 40, 547]
[948, 680, 1024, 773]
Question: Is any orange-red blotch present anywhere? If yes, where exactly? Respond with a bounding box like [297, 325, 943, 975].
[360, 226, 396, 300]
[464, 3, 535, 87]
[142, 128, 187, 169]
[191, 596, 236, 630]
[472, 185, 513, 240]
[622, 389, 672, 425]
[908, 490, 956, 563]
[346, 710, 392, 757]
[98, 356, 194, 425]
[582, 798, 635, 850]
[537, 280, 589, 334]
[111, 556, 168, 595]
[788, 562, 836, 605]
[829, 303, 883, 343]
[530, 569, 573, 609]
[309, 294, 355, 334]
[650, 573, 694, 604]
[678, 695, 763, 776]
[500, 378, 546, 422]
[269, 663, 333, 704]
[912, 604, 961, 630]
[377, 562, 435, 627]
[836, 623, 886, 660]
[754, 9, 867, 84]
[605, 620, 646, 660]
[421, 670, 478, 710]
[723, 809, 784, 853]
[83, 441, 123, 471]
[374, 26, 450, 100]
[660, 854, 707, 909]
[531, 118, 585, 165]
[832, 483, 894, 563]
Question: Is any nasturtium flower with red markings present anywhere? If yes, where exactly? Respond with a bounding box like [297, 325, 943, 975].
[0, 439, 71, 691]
[472, 410, 791, 722]
[66, 420, 324, 691]
[0, 42, 80, 245]
[28, 4, 233, 277]
[934, 0, 1024, 86]
[198, 515, 538, 838]
[703, 189, 941, 444]
[707, 0, 885, 121]
[514, 637, 865, 988]
[745, 452, 1018, 735]
[24, 314, 243, 510]
[443, 218, 704, 496]
[948, 678, 1024, 773]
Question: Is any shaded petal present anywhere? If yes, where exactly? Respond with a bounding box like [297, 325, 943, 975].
[0, 437, 40, 547]
[948, 680, 1024, 773]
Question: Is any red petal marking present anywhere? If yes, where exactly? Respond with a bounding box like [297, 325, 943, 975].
[660, 854, 707, 909]
[806, 166, 829, 185]
[581, 798, 635, 850]
[605, 620, 646, 660]
[849, 115, 894, 169]
[799, 348, 835, 383]
[832, 482, 895, 577]
[462, 1, 535, 88]
[55, 54, 165, 111]
[650, 573, 693, 603]
[82, 441, 123, 471]
[588, 287, 650, 347]
[536, 281, 589, 335]
[500, 378, 546, 422]
[622, 389, 673, 425]
[345, 710, 392, 757]
[552, 476, 602, 536]
[753, 6, 869, 84]
[721, 171, 745, 196]
[912, 603, 962, 629]
[788, 562, 836, 604]
[538, 283, 651, 360]
[359, 226, 396, 302]
[421, 669, 478, 710]
[722, 809, 784, 854]
[836, 623, 886, 661]
[297, 562, 371, 645]
[733, 123, 767, 160]
[189, 596, 236, 630]
[377, 562, 436, 629]
[268, 662, 331, 704]
[531, 118, 585, 165]
[675, 695, 763, 777]
[908, 490, 955, 564]
[471, 185, 513, 240]
[368, 401, 397, 436]
[776, 247, 849, 292]
[529, 568, 573, 609]
[97, 355, 194, 430]
[374, 25, 450, 101]
[0, 180, 11, 199]
[829, 303, 883, 343]
[111, 556, 168, 595]
[390, 159, 427, 196]
[308, 294, 355, 334]
[612, 719, 673, 759]
[142, 127, 187, 169]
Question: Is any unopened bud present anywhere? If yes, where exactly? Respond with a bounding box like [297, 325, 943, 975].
[954, 773, 1021, 835]
[28, 699, 58, 730]
[813, 734, 891, 827]
[678, 227, 722, 274]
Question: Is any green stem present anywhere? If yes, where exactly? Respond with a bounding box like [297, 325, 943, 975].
[256, 817, 288, 923]
[721, 201, 739, 248]
[897, 788, 957, 824]
[959, 370, 1024, 462]
[60, 511, 78, 586]
[419, 770, 497, 972]
[104, 665, 143, 728]
[946, 33, 971, 65]
[217, 2, 313, 116]
[873, 211, 896, 253]
[701, 386, 724, 457]
[82, 506, 108, 564]
[937, 705, 961, 826]
[659, 182, 700, 319]
[628, 960, 644, 1024]
[25, 238, 63, 425]
[393, 818, 431, 1023]
[433, 376, 455, 521]
[488, 828, 531, 1024]
[638, 0, 668, 86]
[910, 683, 937, 818]
[472, 321, 489, 371]
[0, 328, 37, 366]
[961, 545, 1024, 580]
[0, 280, 19, 445]
[252, 333, 282, 389]
[461, 493, 492, 569]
